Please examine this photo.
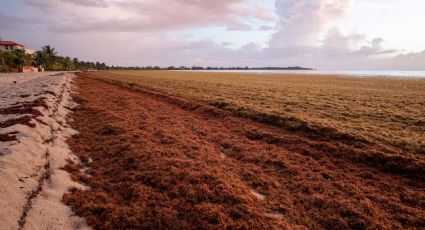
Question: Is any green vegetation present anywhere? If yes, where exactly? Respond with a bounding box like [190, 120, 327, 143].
[0, 45, 110, 72]
[138, 66, 313, 70]
[0, 45, 312, 72]
[0, 49, 31, 72]
[32, 45, 109, 71]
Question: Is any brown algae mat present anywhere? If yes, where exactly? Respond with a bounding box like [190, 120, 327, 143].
[92, 70, 425, 154]
[63, 74, 424, 229]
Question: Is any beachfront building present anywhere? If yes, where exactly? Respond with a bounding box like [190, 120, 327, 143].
[0, 40, 25, 52]
[0, 40, 38, 72]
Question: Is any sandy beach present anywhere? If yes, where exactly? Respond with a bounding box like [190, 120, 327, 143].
[2, 0, 424, 228]
[1, 71, 424, 229]
[0, 72, 89, 230]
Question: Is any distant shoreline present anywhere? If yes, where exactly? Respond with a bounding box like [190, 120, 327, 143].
[184, 69, 425, 78]
[182, 66, 314, 71]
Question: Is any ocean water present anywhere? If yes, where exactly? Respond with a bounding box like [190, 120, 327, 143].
[194, 70, 425, 78]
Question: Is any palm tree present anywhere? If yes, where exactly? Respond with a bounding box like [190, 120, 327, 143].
[34, 51, 47, 70]
[64, 56, 72, 71]
[72, 57, 79, 70]
[40, 45, 57, 71]
[41, 45, 57, 59]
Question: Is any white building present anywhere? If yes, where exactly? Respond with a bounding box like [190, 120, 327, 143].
[0, 41, 25, 52]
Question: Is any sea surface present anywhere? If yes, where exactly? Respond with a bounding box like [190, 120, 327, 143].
[193, 70, 425, 78]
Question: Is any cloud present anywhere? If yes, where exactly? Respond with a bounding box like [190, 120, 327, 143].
[10, 0, 274, 33]
[257, 25, 275, 31]
[1, 0, 423, 70]
[23, 0, 109, 8]
[243, 0, 410, 70]
[320, 28, 397, 57]
[270, 0, 353, 47]
[0, 13, 34, 29]
[380, 50, 425, 70]
[60, 0, 109, 7]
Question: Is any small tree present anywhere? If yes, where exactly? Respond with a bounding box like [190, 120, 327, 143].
[34, 51, 47, 70]
[72, 57, 79, 70]
[40, 45, 57, 70]
[0, 49, 30, 72]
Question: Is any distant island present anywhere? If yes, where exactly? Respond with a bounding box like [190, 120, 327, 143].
[183, 66, 314, 71]
[109, 66, 314, 71]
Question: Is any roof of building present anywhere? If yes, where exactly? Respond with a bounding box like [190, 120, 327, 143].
[0, 41, 25, 47]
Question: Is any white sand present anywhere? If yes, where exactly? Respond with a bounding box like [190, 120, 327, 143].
[0, 72, 90, 230]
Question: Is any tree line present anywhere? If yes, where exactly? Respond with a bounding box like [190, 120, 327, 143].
[163, 66, 313, 70]
[0, 45, 110, 72]
[0, 45, 312, 72]
[98, 66, 313, 71]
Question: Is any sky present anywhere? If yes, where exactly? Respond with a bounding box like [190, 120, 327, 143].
[0, 0, 424, 70]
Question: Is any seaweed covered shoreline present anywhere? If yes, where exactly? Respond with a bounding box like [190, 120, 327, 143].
[63, 73, 424, 229]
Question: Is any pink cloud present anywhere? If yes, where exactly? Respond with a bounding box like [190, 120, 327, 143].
[2, 0, 423, 70]
[270, 0, 353, 47]
[15, 0, 274, 32]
